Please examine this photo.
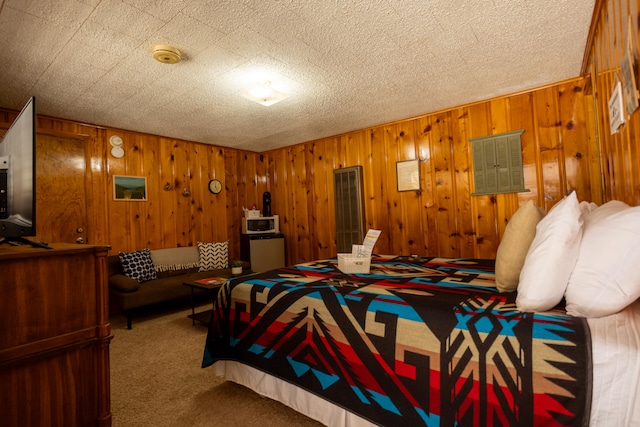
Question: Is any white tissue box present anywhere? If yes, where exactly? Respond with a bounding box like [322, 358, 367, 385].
[337, 254, 371, 274]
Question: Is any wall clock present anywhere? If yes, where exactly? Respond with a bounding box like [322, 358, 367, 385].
[109, 135, 123, 147]
[110, 146, 125, 158]
[208, 179, 222, 194]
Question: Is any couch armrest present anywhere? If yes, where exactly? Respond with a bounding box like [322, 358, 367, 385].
[109, 274, 141, 293]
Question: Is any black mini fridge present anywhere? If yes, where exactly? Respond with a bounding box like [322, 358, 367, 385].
[241, 233, 285, 273]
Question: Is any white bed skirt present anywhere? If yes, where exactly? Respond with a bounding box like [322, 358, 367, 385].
[214, 360, 375, 427]
[587, 299, 640, 426]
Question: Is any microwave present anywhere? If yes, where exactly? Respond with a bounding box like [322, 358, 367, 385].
[242, 215, 279, 234]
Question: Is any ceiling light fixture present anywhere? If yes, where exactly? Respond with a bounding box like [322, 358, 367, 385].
[152, 44, 182, 64]
[241, 81, 288, 106]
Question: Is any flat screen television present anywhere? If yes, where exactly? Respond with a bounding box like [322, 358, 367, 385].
[0, 96, 49, 249]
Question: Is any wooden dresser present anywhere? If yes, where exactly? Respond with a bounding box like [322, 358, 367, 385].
[0, 243, 111, 427]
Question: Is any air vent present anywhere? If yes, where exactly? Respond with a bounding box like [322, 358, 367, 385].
[334, 166, 365, 253]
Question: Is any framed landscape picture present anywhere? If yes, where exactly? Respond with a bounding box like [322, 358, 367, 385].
[113, 175, 147, 201]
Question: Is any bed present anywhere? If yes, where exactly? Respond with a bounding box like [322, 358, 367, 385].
[202, 197, 640, 426]
[201, 254, 640, 426]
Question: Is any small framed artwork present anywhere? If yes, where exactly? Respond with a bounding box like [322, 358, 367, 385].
[396, 159, 421, 192]
[621, 15, 640, 116]
[609, 81, 625, 135]
[113, 175, 147, 201]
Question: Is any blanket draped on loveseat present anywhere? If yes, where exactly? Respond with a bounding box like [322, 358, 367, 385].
[203, 256, 591, 426]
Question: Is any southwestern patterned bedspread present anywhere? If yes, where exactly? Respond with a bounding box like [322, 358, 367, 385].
[202, 256, 591, 426]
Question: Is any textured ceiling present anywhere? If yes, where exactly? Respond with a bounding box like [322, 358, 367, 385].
[0, 0, 595, 152]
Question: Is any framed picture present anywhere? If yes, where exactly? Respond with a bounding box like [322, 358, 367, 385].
[609, 81, 625, 135]
[396, 159, 421, 191]
[113, 175, 147, 201]
[621, 15, 640, 116]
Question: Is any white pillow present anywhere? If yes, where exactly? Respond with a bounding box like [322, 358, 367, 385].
[495, 200, 545, 292]
[565, 201, 640, 317]
[516, 192, 583, 312]
[579, 200, 598, 216]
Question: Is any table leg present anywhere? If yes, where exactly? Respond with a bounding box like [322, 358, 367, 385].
[190, 286, 195, 326]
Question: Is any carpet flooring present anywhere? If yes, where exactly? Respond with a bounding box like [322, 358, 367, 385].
[109, 303, 324, 426]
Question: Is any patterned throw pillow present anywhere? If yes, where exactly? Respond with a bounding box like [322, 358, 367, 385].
[119, 248, 158, 282]
[197, 241, 229, 271]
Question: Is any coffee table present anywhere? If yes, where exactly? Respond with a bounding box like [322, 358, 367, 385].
[182, 276, 230, 325]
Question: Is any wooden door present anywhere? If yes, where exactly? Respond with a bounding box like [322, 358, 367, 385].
[36, 133, 88, 245]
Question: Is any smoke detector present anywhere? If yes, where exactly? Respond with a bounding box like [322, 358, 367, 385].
[152, 45, 182, 64]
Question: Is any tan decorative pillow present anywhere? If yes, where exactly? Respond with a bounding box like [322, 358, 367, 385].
[150, 246, 200, 272]
[495, 200, 545, 292]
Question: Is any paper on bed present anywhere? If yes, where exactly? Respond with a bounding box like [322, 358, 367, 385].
[353, 229, 381, 257]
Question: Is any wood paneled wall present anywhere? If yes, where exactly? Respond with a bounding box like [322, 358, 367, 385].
[0, 76, 600, 265]
[5, 0, 631, 265]
[265, 78, 601, 264]
[102, 131, 269, 258]
[0, 113, 267, 259]
[584, 0, 640, 205]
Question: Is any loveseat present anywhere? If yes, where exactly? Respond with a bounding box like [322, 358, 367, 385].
[108, 244, 249, 329]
